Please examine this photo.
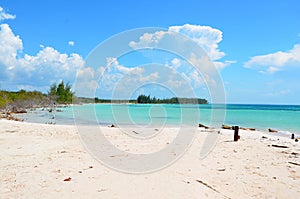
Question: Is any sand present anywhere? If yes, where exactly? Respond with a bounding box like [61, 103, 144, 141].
[1, 119, 300, 198]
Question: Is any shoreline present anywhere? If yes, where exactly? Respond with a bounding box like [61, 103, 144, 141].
[2, 103, 300, 135]
[1, 119, 300, 198]
[3, 110, 300, 139]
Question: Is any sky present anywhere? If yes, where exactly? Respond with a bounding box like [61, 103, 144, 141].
[0, 0, 300, 104]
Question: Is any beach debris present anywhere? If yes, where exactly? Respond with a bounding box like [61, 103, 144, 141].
[182, 180, 190, 184]
[195, 179, 219, 193]
[291, 133, 295, 139]
[132, 130, 139, 134]
[217, 168, 226, 171]
[240, 127, 256, 131]
[222, 124, 233, 130]
[268, 128, 278, 133]
[98, 189, 107, 192]
[12, 109, 27, 114]
[82, 166, 94, 170]
[261, 136, 268, 139]
[222, 124, 255, 131]
[63, 177, 72, 181]
[234, 126, 240, 141]
[199, 123, 209, 129]
[288, 162, 300, 166]
[271, 144, 288, 148]
[0, 113, 24, 122]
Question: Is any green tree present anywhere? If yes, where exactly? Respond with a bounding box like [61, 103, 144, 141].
[48, 81, 74, 104]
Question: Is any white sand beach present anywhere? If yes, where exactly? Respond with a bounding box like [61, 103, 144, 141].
[1, 119, 300, 199]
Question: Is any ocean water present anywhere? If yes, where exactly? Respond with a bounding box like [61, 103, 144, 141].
[20, 104, 300, 135]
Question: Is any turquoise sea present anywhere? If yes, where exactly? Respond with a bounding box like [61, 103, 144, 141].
[20, 104, 300, 136]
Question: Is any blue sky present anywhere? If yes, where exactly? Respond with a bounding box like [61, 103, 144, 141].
[0, 0, 300, 104]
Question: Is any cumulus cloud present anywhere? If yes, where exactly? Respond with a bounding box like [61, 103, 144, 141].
[244, 44, 300, 74]
[0, 23, 84, 90]
[68, 41, 75, 46]
[169, 24, 224, 60]
[0, 6, 16, 21]
[129, 24, 234, 70]
[0, 24, 23, 69]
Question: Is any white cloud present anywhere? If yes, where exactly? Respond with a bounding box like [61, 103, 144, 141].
[171, 58, 181, 68]
[129, 31, 168, 49]
[0, 24, 23, 69]
[169, 24, 224, 60]
[244, 44, 300, 74]
[129, 24, 234, 70]
[68, 41, 75, 46]
[0, 23, 84, 89]
[0, 6, 16, 21]
[75, 67, 98, 97]
[105, 57, 144, 74]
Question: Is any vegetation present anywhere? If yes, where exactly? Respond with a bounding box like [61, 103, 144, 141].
[94, 97, 137, 103]
[0, 90, 47, 112]
[77, 97, 137, 104]
[49, 81, 74, 104]
[82, 95, 208, 104]
[0, 81, 75, 112]
[136, 94, 208, 104]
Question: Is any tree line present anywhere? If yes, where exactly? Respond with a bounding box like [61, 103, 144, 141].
[0, 81, 74, 112]
[92, 95, 208, 104]
[136, 94, 208, 104]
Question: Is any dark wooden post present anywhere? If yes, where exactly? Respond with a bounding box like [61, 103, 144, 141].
[234, 126, 239, 141]
[291, 133, 295, 139]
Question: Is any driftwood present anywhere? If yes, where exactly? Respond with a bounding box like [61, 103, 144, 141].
[0, 113, 23, 122]
[195, 179, 219, 193]
[222, 124, 233, 130]
[271, 144, 288, 148]
[240, 127, 256, 131]
[288, 162, 300, 166]
[199, 123, 209, 129]
[63, 177, 72, 181]
[268, 128, 278, 133]
[11, 110, 27, 114]
[218, 124, 257, 131]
